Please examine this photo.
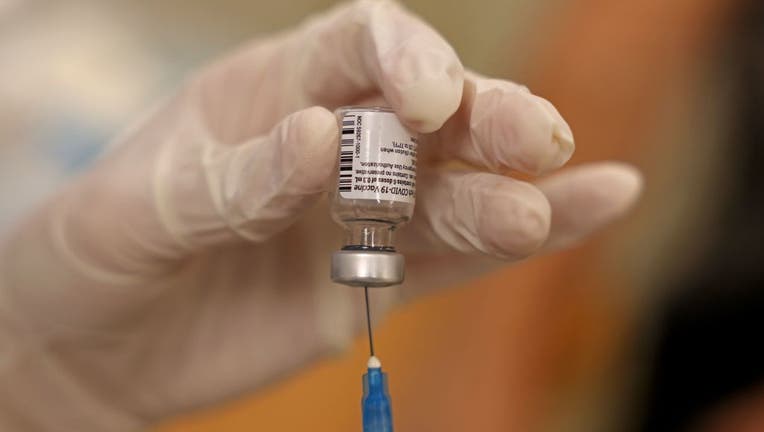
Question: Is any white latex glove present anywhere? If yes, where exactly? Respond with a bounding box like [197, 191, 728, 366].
[0, 0, 642, 430]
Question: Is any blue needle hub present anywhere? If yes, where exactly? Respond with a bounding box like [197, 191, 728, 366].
[362, 356, 393, 432]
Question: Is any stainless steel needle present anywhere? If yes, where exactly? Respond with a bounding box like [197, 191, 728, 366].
[364, 286, 375, 357]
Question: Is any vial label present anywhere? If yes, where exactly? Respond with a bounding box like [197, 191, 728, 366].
[338, 111, 417, 203]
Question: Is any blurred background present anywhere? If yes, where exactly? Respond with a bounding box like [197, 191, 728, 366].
[1, 0, 763, 431]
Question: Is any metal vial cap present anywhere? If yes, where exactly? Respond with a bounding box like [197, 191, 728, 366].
[331, 250, 404, 287]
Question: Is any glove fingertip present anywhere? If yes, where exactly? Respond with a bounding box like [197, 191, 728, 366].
[538, 162, 644, 251]
[440, 172, 551, 260]
[364, 0, 465, 132]
[478, 178, 551, 259]
[286, 106, 340, 188]
[395, 70, 464, 133]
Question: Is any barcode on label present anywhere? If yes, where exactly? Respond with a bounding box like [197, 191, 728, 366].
[338, 116, 355, 192]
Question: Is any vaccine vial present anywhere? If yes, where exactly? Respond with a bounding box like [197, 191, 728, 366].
[330, 107, 418, 287]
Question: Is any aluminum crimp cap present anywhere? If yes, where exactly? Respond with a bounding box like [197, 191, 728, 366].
[331, 250, 404, 287]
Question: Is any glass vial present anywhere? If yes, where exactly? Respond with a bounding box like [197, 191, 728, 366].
[330, 106, 418, 287]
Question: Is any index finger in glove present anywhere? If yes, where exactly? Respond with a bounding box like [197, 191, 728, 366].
[199, 0, 464, 138]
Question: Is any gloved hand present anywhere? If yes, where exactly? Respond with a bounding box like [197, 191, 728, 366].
[0, 0, 642, 430]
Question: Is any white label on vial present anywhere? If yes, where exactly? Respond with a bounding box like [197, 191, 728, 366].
[338, 111, 417, 203]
